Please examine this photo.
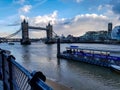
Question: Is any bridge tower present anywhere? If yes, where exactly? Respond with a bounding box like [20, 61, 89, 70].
[108, 22, 112, 39]
[46, 23, 54, 43]
[21, 19, 31, 45]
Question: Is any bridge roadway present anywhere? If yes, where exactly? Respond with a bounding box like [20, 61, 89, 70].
[0, 38, 46, 42]
[29, 26, 48, 30]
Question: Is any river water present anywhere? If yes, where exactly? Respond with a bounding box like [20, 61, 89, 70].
[0, 42, 120, 90]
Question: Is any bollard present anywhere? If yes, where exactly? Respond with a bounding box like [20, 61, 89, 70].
[57, 38, 60, 58]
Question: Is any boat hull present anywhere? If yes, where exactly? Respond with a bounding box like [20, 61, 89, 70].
[58, 54, 110, 67]
[110, 65, 120, 74]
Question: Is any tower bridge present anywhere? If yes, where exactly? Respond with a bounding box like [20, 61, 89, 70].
[21, 19, 55, 45]
[1, 19, 57, 45]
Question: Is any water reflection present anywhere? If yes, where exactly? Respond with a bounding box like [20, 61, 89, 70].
[57, 58, 60, 65]
[46, 45, 53, 60]
[21, 45, 31, 61]
[20, 45, 33, 71]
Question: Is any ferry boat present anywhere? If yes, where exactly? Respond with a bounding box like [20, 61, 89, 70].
[58, 45, 120, 68]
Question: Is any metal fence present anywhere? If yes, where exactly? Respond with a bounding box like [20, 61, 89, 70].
[0, 49, 53, 90]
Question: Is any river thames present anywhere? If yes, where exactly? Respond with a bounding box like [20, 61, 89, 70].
[0, 42, 120, 90]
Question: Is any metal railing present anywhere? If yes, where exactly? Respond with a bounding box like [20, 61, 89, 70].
[0, 49, 52, 90]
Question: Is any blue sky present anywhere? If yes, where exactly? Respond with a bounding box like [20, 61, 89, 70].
[0, 0, 120, 38]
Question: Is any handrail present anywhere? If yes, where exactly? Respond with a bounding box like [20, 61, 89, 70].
[0, 49, 53, 90]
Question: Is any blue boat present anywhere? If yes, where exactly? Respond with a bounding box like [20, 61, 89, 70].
[59, 45, 120, 68]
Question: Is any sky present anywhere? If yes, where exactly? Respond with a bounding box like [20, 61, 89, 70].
[0, 0, 120, 38]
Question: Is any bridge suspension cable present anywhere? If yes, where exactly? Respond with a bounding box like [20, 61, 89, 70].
[52, 31, 58, 37]
[5, 29, 22, 39]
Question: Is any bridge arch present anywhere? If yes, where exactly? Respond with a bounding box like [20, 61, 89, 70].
[21, 19, 54, 45]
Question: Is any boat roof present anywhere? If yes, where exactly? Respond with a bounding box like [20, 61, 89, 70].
[67, 46, 110, 53]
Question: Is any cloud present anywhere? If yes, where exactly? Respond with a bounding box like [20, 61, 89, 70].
[14, 0, 47, 8]
[60, 0, 83, 3]
[3, 10, 120, 38]
[74, 14, 108, 22]
[55, 14, 109, 36]
[7, 23, 20, 26]
[19, 5, 32, 13]
[21, 11, 112, 38]
[0, 20, 6, 26]
[28, 11, 58, 27]
[20, 15, 29, 21]
[98, 5, 103, 11]
[0, 14, 21, 27]
[4, 11, 120, 38]
[76, 0, 83, 3]
[32, 0, 47, 9]
[13, 0, 25, 5]
[110, 0, 120, 14]
[7, 18, 21, 26]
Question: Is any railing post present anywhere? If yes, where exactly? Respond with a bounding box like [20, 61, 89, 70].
[7, 55, 15, 90]
[0, 49, 3, 80]
[57, 38, 60, 58]
[29, 71, 48, 90]
[1, 50, 7, 90]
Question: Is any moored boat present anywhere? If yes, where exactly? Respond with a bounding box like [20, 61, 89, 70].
[58, 45, 120, 68]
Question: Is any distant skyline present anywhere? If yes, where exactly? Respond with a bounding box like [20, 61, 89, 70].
[0, 0, 120, 38]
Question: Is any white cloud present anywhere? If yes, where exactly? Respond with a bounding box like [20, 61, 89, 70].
[2, 12, 120, 38]
[60, 0, 83, 3]
[7, 8, 120, 38]
[32, 0, 47, 9]
[19, 5, 32, 13]
[13, 0, 25, 5]
[28, 11, 58, 27]
[74, 14, 108, 22]
[20, 15, 29, 21]
[76, 0, 83, 3]
[23, 12, 112, 38]
[55, 14, 109, 36]
[98, 5, 103, 11]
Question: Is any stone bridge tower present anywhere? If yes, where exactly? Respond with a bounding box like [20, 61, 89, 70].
[46, 23, 53, 40]
[21, 19, 31, 45]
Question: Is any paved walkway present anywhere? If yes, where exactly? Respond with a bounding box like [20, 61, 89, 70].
[46, 79, 72, 90]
